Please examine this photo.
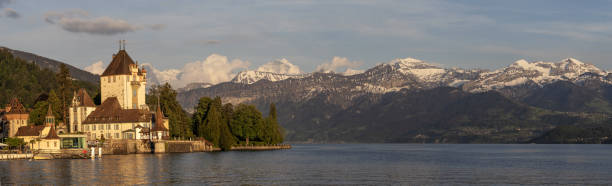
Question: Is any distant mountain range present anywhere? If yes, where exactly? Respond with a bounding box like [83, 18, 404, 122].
[3, 46, 610, 143]
[178, 57, 612, 143]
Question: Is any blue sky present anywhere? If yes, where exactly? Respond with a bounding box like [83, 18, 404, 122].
[1, 0, 611, 86]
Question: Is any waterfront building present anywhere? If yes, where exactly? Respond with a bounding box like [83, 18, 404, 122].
[69, 45, 169, 141]
[0, 98, 29, 138]
[151, 101, 169, 140]
[14, 105, 85, 151]
[81, 97, 152, 140]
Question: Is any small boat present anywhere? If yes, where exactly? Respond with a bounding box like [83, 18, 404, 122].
[33, 153, 54, 160]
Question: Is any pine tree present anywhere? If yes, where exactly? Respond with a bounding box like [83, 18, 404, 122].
[193, 97, 213, 137]
[56, 64, 73, 123]
[219, 122, 236, 150]
[203, 105, 222, 145]
[265, 103, 284, 144]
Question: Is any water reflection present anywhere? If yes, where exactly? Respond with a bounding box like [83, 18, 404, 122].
[1, 144, 612, 185]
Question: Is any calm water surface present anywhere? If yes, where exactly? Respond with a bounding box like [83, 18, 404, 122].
[1, 144, 611, 185]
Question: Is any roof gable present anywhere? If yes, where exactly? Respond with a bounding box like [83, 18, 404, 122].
[43, 126, 60, 139]
[152, 103, 168, 132]
[6, 98, 27, 114]
[101, 50, 136, 76]
[74, 88, 96, 107]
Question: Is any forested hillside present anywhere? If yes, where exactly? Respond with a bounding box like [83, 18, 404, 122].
[0, 48, 98, 112]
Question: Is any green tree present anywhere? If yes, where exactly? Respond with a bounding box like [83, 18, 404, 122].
[28, 90, 61, 125]
[147, 83, 193, 138]
[56, 63, 73, 123]
[5, 137, 25, 150]
[268, 103, 284, 144]
[29, 101, 48, 125]
[230, 104, 264, 144]
[202, 105, 222, 145]
[219, 121, 236, 150]
[193, 97, 213, 137]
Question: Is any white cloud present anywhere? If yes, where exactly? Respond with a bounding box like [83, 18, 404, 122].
[44, 9, 162, 35]
[316, 56, 361, 73]
[144, 54, 250, 88]
[84, 61, 105, 75]
[256, 58, 302, 74]
[343, 68, 364, 76]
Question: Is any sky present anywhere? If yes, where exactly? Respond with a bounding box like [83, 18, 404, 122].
[1, 0, 611, 88]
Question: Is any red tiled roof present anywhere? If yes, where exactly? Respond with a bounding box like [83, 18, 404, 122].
[74, 88, 96, 107]
[151, 103, 168, 132]
[6, 98, 27, 114]
[15, 125, 45, 137]
[43, 126, 60, 139]
[101, 50, 136, 76]
[82, 97, 151, 124]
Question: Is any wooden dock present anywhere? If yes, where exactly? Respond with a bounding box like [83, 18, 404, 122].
[230, 144, 292, 151]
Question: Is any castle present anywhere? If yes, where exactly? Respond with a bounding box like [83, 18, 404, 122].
[69, 45, 169, 141]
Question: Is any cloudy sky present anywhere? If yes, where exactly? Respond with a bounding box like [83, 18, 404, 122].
[1, 0, 611, 87]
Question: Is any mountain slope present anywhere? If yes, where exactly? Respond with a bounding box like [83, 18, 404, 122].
[521, 81, 612, 113]
[0, 46, 99, 83]
[277, 87, 603, 143]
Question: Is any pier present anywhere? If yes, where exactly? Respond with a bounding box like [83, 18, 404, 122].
[230, 144, 292, 151]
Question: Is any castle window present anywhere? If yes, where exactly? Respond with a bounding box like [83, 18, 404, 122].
[113, 76, 116, 82]
[92, 125, 96, 131]
[107, 77, 110, 83]
[54, 142, 57, 147]
[115, 125, 119, 130]
[115, 133, 119, 139]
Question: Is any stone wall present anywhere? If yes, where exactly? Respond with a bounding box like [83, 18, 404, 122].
[100, 139, 213, 155]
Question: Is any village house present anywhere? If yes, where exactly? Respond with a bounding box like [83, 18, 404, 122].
[0, 98, 29, 139]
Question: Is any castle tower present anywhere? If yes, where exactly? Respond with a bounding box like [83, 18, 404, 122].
[100, 42, 147, 109]
[69, 88, 96, 133]
[1, 98, 29, 138]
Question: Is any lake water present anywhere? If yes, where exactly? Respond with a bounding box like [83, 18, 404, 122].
[1, 144, 611, 185]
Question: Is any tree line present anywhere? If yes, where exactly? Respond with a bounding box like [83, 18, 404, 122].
[147, 83, 284, 150]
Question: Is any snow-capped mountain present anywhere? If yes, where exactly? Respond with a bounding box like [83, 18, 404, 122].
[231, 70, 309, 84]
[179, 57, 610, 112]
[177, 82, 213, 92]
[175, 57, 612, 143]
[463, 58, 608, 92]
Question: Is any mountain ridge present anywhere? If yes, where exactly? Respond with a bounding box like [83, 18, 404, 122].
[0, 46, 99, 83]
